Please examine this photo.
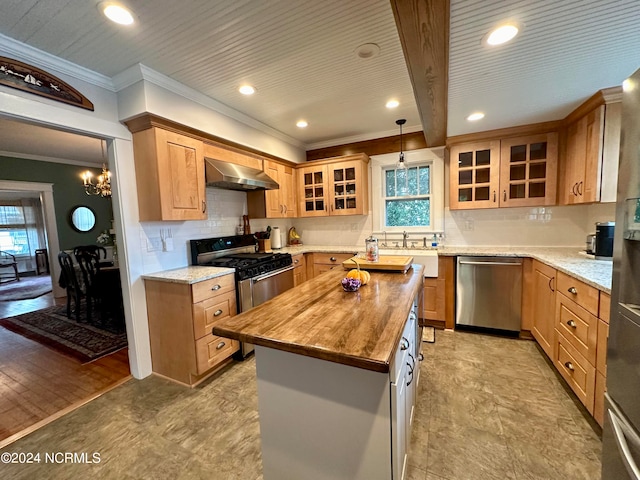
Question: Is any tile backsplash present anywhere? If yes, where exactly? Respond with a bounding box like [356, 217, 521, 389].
[136, 186, 617, 274]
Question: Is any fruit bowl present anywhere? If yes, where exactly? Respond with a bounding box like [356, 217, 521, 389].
[341, 277, 361, 292]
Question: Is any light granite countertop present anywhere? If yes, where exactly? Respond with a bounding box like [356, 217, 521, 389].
[277, 244, 612, 293]
[142, 266, 235, 284]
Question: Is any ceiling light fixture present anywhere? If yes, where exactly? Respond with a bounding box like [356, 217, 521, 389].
[296, 120, 308, 128]
[354, 43, 381, 60]
[467, 112, 485, 121]
[484, 23, 520, 46]
[81, 141, 111, 198]
[386, 99, 400, 109]
[239, 85, 256, 95]
[395, 118, 407, 170]
[623, 78, 635, 92]
[100, 2, 135, 25]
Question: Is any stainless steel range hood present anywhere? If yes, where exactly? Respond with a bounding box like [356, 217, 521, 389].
[205, 157, 279, 191]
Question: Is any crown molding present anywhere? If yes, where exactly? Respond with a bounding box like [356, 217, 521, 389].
[0, 151, 101, 167]
[113, 63, 306, 149]
[0, 33, 115, 92]
[305, 124, 425, 151]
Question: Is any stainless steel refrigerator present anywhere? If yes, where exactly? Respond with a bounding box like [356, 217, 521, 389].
[601, 67, 640, 479]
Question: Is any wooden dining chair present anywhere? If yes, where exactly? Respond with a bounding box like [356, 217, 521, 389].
[0, 250, 20, 283]
[58, 251, 84, 320]
[75, 251, 102, 323]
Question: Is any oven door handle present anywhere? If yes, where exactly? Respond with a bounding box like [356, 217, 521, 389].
[252, 265, 296, 283]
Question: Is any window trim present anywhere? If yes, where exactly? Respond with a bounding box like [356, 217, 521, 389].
[371, 148, 444, 234]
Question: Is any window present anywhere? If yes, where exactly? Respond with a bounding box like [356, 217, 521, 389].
[384, 165, 431, 227]
[371, 148, 444, 233]
[0, 205, 30, 255]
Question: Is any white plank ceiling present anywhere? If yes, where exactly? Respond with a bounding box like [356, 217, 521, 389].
[0, 0, 639, 160]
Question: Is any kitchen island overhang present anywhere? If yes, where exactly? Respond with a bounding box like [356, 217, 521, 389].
[212, 265, 425, 480]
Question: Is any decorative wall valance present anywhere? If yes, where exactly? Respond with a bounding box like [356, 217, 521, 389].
[0, 56, 94, 111]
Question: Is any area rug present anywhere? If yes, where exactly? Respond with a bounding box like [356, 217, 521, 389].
[0, 276, 52, 301]
[0, 302, 127, 363]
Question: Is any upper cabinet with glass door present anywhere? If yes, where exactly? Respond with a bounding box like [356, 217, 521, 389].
[449, 132, 558, 210]
[298, 153, 369, 217]
[499, 133, 558, 207]
[449, 140, 500, 209]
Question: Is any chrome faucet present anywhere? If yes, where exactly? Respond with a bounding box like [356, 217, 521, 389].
[381, 231, 387, 247]
[402, 231, 409, 248]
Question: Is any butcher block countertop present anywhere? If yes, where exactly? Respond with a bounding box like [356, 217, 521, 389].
[212, 264, 425, 373]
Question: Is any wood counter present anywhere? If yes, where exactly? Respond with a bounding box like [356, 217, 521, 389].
[212, 264, 425, 373]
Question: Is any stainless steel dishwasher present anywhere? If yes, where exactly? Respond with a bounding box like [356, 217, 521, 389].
[456, 256, 523, 332]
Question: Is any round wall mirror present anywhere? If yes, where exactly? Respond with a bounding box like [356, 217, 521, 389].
[70, 206, 96, 232]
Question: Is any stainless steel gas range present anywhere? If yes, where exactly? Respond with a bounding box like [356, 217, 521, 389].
[190, 234, 294, 357]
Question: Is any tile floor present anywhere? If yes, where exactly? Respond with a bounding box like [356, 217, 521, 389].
[0, 330, 602, 480]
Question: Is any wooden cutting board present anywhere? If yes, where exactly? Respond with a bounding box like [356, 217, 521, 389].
[342, 255, 413, 272]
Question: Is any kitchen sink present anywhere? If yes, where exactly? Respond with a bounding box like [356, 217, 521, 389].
[379, 248, 438, 277]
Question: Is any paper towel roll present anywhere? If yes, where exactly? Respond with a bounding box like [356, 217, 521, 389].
[271, 227, 282, 249]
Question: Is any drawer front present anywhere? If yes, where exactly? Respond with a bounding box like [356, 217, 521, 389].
[596, 319, 609, 374]
[556, 271, 599, 316]
[556, 293, 598, 365]
[555, 330, 595, 412]
[191, 274, 235, 304]
[193, 291, 237, 340]
[195, 334, 239, 374]
[312, 252, 355, 265]
[291, 253, 305, 267]
[391, 302, 418, 384]
[599, 292, 611, 324]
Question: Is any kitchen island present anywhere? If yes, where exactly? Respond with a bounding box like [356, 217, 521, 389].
[212, 265, 425, 480]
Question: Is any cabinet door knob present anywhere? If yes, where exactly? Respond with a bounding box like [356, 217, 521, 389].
[330, 257, 337, 262]
[211, 284, 221, 291]
[568, 286, 577, 294]
[418, 353, 424, 362]
[216, 341, 226, 350]
[564, 361, 575, 371]
[214, 309, 223, 317]
[294, 259, 299, 264]
[400, 337, 409, 351]
[567, 319, 577, 328]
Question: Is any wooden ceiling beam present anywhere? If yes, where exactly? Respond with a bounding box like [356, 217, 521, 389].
[390, 0, 449, 147]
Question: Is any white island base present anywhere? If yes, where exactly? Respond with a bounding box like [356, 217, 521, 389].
[255, 320, 417, 480]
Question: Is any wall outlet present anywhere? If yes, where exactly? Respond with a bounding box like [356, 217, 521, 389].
[147, 237, 162, 252]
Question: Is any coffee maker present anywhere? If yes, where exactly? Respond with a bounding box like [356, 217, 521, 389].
[594, 222, 615, 259]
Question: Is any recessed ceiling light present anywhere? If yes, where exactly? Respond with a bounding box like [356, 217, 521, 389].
[623, 78, 635, 92]
[239, 85, 256, 95]
[484, 23, 520, 46]
[386, 99, 400, 109]
[467, 112, 485, 121]
[100, 2, 134, 25]
[296, 120, 308, 128]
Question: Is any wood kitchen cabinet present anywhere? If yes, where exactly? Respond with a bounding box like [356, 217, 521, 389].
[132, 127, 207, 221]
[291, 253, 307, 286]
[449, 140, 500, 209]
[144, 273, 239, 387]
[297, 153, 369, 217]
[529, 260, 557, 359]
[309, 252, 356, 279]
[421, 256, 455, 329]
[560, 88, 621, 205]
[248, 159, 297, 219]
[449, 133, 558, 210]
[594, 292, 610, 426]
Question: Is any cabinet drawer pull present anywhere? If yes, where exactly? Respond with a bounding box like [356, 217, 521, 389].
[213, 309, 223, 317]
[493, 190, 496, 202]
[572, 183, 578, 196]
[216, 341, 226, 350]
[294, 259, 299, 264]
[564, 361, 575, 371]
[503, 190, 507, 202]
[577, 181, 583, 196]
[211, 284, 221, 291]
[418, 353, 424, 362]
[202, 200, 206, 213]
[400, 337, 409, 351]
[330, 257, 337, 262]
[548, 276, 555, 292]
[406, 363, 414, 386]
[567, 319, 577, 328]
[568, 286, 577, 294]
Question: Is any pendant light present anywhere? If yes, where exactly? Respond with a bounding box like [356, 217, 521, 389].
[395, 118, 407, 170]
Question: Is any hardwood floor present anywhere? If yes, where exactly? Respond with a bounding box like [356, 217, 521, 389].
[0, 291, 131, 447]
